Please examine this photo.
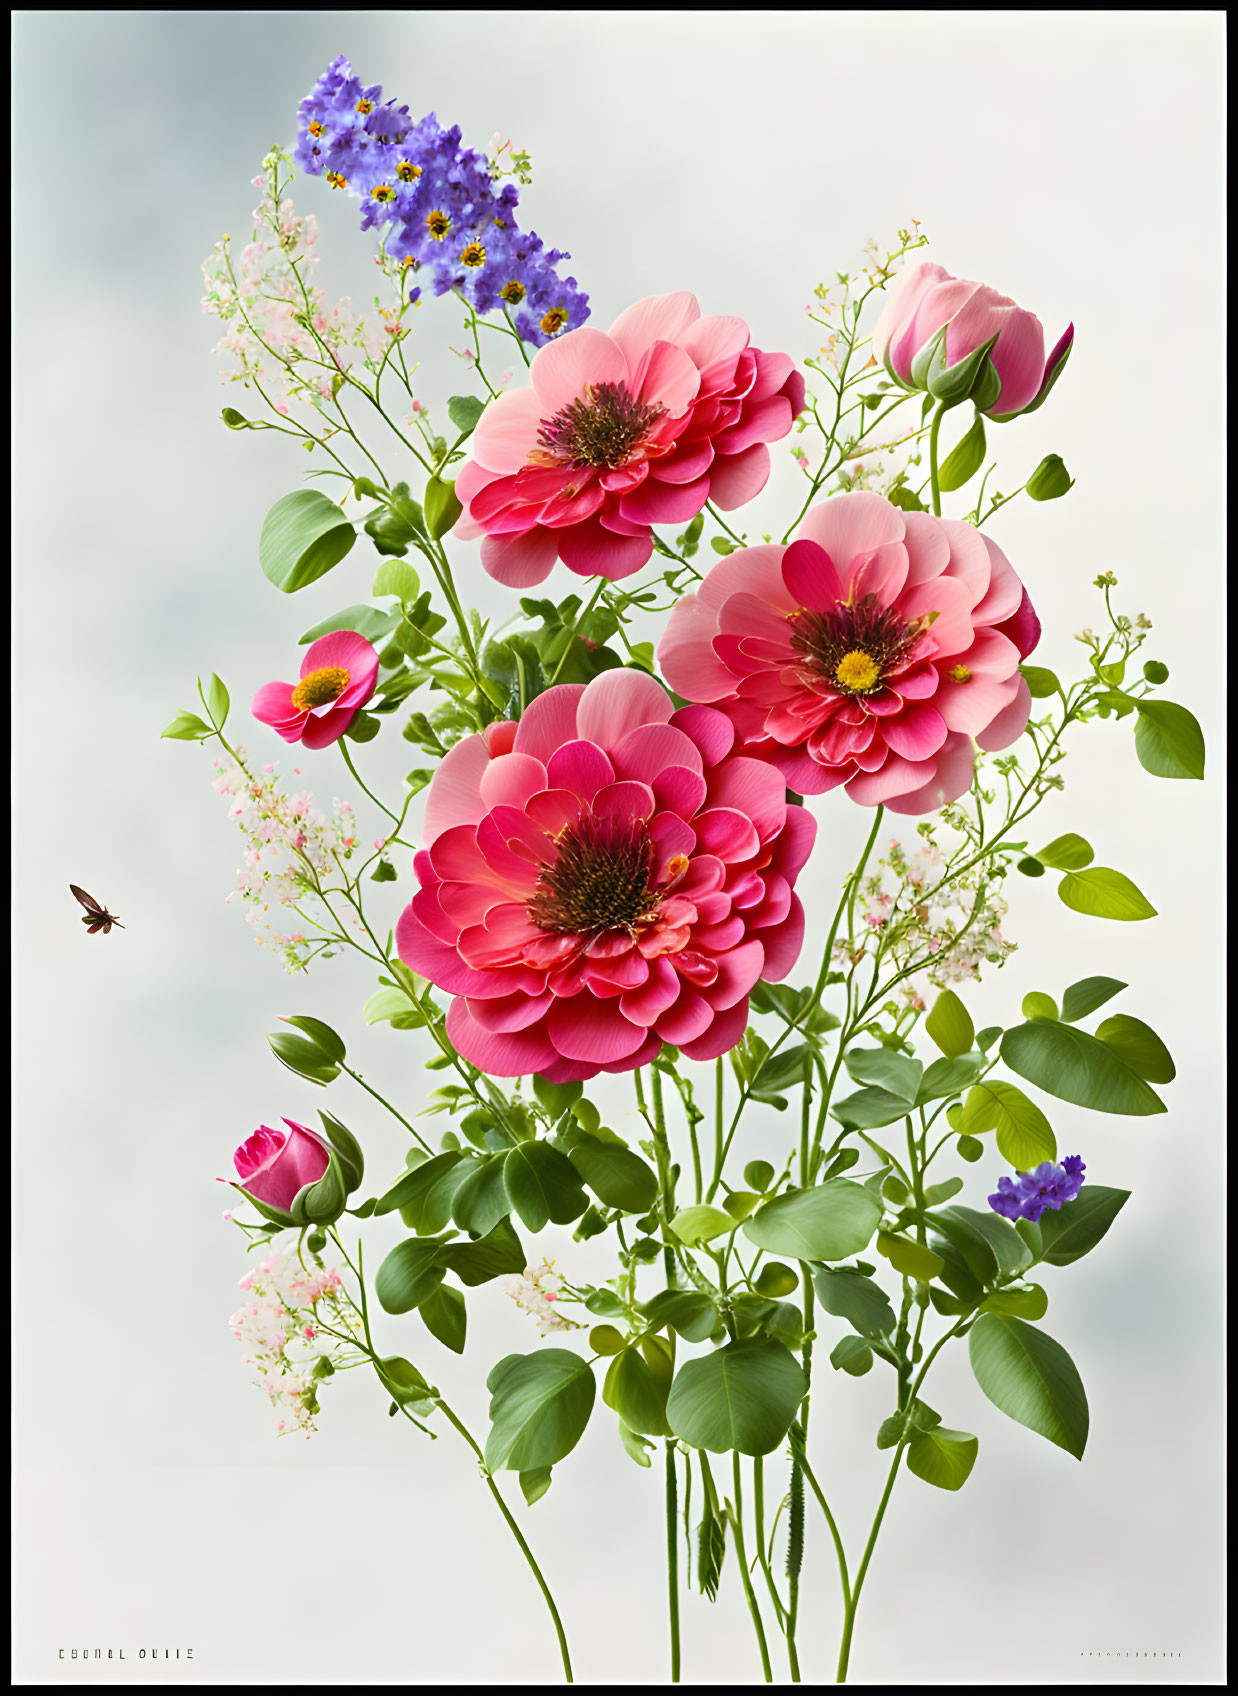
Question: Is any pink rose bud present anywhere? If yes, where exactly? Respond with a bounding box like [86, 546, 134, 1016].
[233, 1119, 330, 1211]
[871, 260, 1072, 421]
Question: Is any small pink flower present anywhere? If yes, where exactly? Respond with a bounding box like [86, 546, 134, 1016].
[396, 668, 815, 1081]
[374, 837, 388, 851]
[232, 1120, 331, 1213]
[454, 291, 805, 588]
[870, 260, 1072, 421]
[252, 631, 380, 750]
[658, 492, 1040, 816]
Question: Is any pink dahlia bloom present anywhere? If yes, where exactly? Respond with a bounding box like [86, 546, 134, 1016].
[453, 292, 805, 588]
[871, 259, 1073, 421]
[252, 630, 380, 749]
[234, 1119, 330, 1211]
[657, 492, 1040, 816]
[396, 669, 815, 1081]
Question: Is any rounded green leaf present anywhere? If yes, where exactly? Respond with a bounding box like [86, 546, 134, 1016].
[439, 1216, 526, 1286]
[1133, 699, 1205, 780]
[451, 1154, 512, 1237]
[1094, 1014, 1175, 1083]
[906, 1426, 979, 1489]
[420, 1283, 467, 1354]
[376, 1354, 436, 1410]
[567, 1135, 658, 1213]
[1058, 867, 1157, 921]
[639, 1289, 719, 1343]
[666, 1339, 807, 1455]
[977, 1282, 1049, 1320]
[1025, 452, 1073, 501]
[843, 1047, 922, 1101]
[1021, 992, 1059, 1023]
[961, 1079, 1056, 1169]
[1036, 1185, 1130, 1266]
[744, 1180, 883, 1262]
[589, 1324, 627, 1356]
[925, 990, 974, 1058]
[424, 476, 463, 540]
[830, 1335, 873, 1376]
[1060, 976, 1127, 1023]
[372, 558, 421, 602]
[602, 1338, 673, 1437]
[754, 1263, 800, 1299]
[266, 1030, 340, 1085]
[1021, 664, 1061, 699]
[1001, 1020, 1166, 1115]
[812, 1266, 896, 1336]
[504, 1141, 588, 1232]
[484, 1349, 596, 1472]
[968, 1315, 1088, 1458]
[933, 1206, 1032, 1282]
[161, 711, 212, 741]
[259, 489, 356, 593]
[670, 1205, 735, 1245]
[375, 1238, 446, 1314]
[876, 1230, 944, 1282]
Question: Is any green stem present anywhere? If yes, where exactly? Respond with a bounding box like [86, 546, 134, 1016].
[337, 739, 402, 830]
[340, 1063, 433, 1154]
[928, 402, 947, 517]
[835, 1444, 900, 1684]
[436, 1399, 575, 1683]
[666, 1440, 681, 1683]
[751, 1456, 789, 1630]
[728, 1453, 774, 1683]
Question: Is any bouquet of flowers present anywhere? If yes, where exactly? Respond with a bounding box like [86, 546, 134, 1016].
[170, 54, 1205, 1684]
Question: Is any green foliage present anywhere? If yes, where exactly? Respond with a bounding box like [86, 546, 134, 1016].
[439, 1217, 526, 1285]
[484, 1350, 596, 1472]
[667, 1339, 807, 1455]
[813, 1267, 896, 1336]
[829, 1335, 873, 1376]
[977, 1282, 1049, 1320]
[565, 1134, 658, 1213]
[266, 1029, 340, 1086]
[161, 711, 213, 741]
[1059, 976, 1126, 1023]
[602, 1337, 674, 1437]
[934, 1205, 1032, 1285]
[639, 1289, 719, 1343]
[504, 1141, 589, 1231]
[670, 1205, 735, 1245]
[375, 1237, 449, 1314]
[1133, 699, 1205, 779]
[925, 990, 974, 1058]
[844, 1046, 922, 1100]
[906, 1426, 980, 1489]
[447, 394, 486, 438]
[260, 489, 356, 592]
[450, 1155, 512, 1237]
[1058, 867, 1157, 921]
[1001, 1015, 1170, 1114]
[968, 1316, 1089, 1459]
[520, 1467, 553, 1505]
[420, 1283, 467, 1353]
[1035, 832, 1093, 871]
[876, 1230, 944, 1282]
[960, 1079, 1056, 1168]
[743, 1180, 883, 1262]
[1025, 453, 1074, 501]
[937, 412, 986, 491]
[1035, 1185, 1130, 1266]
[1021, 664, 1061, 699]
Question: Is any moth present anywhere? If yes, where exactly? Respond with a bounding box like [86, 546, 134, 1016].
[70, 884, 124, 935]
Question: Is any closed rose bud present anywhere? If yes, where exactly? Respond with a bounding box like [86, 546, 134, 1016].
[1025, 453, 1075, 501]
[233, 1119, 330, 1212]
[871, 260, 1072, 421]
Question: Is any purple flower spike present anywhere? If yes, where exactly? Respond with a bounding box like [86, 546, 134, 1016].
[988, 1156, 1086, 1224]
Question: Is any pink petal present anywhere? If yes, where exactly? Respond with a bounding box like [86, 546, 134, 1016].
[937, 518, 993, 610]
[669, 703, 734, 766]
[678, 996, 750, 1061]
[756, 896, 806, 981]
[848, 540, 910, 608]
[531, 327, 629, 414]
[548, 994, 646, 1064]
[896, 574, 976, 660]
[654, 439, 716, 484]
[446, 997, 558, 1075]
[513, 684, 584, 762]
[697, 542, 799, 615]
[630, 338, 701, 416]
[678, 313, 750, 376]
[251, 680, 302, 737]
[655, 987, 714, 1046]
[422, 732, 491, 844]
[993, 585, 1041, 662]
[970, 532, 1026, 628]
[658, 595, 734, 703]
[976, 675, 1032, 751]
[478, 751, 550, 813]
[936, 671, 1019, 736]
[299, 708, 355, 750]
[869, 260, 946, 373]
[610, 722, 705, 784]
[397, 907, 507, 997]
[900, 511, 952, 586]
[780, 538, 844, 610]
[769, 803, 817, 877]
[578, 668, 675, 747]
[715, 393, 794, 454]
[706, 442, 771, 509]
[557, 516, 653, 581]
[693, 807, 760, 861]
[546, 738, 615, 800]
[607, 292, 700, 370]
[468, 990, 555, 1033]
[619, 955, 681, 1026]
[619, 474, 712, 526]
[706, 756, 788, 840]
[480, 527, 561, 588]
[881, 732, 978, 816]
[880, 703, 949, 762]
[592, 780, 657, 822]
[470, 387, 546, 474]
[651, 764, 708, 818]
[303, 630, 380, 683]
[795, 492, 906, 571]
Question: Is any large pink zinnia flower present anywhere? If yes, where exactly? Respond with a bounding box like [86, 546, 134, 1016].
[396, 669, 815, 1081]
[657, 492, 1040, 816]
[252, 630, 380, 749]
[871, 259, 1073, 421]
[452, 293, 805, 588]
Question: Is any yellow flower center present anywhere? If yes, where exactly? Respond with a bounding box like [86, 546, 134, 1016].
[461, 241, 487, 268]
[834, 650, 882, 692]
[426, 209, 452, 239]
[947, 664, 972, 684]
[372, 184, 396, 203]
[308, 121, 324, 138]
[540, 307, 568, 336]
[326, 171, 348, 190]
[401, 256, 418, 271]
[355, 99, 374, 114]
[500, 279, 526, 304]
[396, 160, 421, 182]
[291, 666, 350, 712]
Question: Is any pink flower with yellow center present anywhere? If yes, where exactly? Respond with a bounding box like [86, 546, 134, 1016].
[452, 292, 805, 588]
[396, 669, 815, 1081]
[657, 492, 1040, 816]
[251, 631, 380, 750]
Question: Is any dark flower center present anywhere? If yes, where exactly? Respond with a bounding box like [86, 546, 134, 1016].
[526, 816, 659, 935]
[789, 595, 936, 695]
[536, 381, 663, 470]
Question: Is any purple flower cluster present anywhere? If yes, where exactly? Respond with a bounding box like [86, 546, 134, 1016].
[294, 56, 588, 347]
[988, 1155, 1086, 1224]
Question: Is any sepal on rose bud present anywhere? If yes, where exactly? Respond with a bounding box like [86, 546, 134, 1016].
[318, 1110, 365, 1192]
[925, 333, 1000, 410]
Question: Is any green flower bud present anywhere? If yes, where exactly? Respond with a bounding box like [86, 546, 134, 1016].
[1143, 660, 1169, 685]
[1026, 453, 1074, 501]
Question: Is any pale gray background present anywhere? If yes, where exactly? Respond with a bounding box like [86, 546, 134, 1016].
[12, 9, 1226, 1686]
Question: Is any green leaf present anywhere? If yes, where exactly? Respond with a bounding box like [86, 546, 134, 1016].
[484, 1350, 596, 1472]
[925, 990, 974, 1058]
[375, 1355, 436, 1410]
[1021, 992, 1058, 1022]
[917, 1054, 982, 1103]
[670, 1205, 736, 1245]
[319, 1110, 363, 1192]
[439, 1216, 526, 1286]
[922, 1176, 965, 1208]
[1058, 867, 1157, 921]
[829, 1335, 873, 1376]
[617, 1420, 655, 1468]
[361, 986, 423, 1029]
[424, 476, 463, 540]
[447, 394, 487, 438]
[1059, 976, 1126, 1023]
[375, 1237, 447, 1314]
[532, 1075, 583, 1117]
[937, 412, 987, 491]
[933, 1205, 1032, 1283]
[666, 1339, 808, 1455]
[844, 1047, 922, 1101]
[831, 1087, 917, 1130]
[567, 1134, 658, 1213]
[420, 1283, 467, 1353]
[1021, 664, 1061, 699]
[1001, 1020, 1167, 1115]
[298, 603, 399, 647]
[372, 558, 422, 602]
[639, 1289, 719, 1343]
[375, 1151, 464, 1227]
[754, 1262, 799, 1298]
[812, 1267, 896, 1337]
[961, 1080, 1056, 1169]
[743, 1180, 883, 1262]
[968, 1315, 1088, 1458]
[1035, 1185, 1130, 1266]
[1095, 1014, 1176, 1083]
[503, 1141, 589, 1232]
[519, 1466, 553, 1506]
[1035, 833, 1094, 871]
[876, 1231, 944, 1282]
[906, 1427, 979, 1490]
[1025, 452, 1074, 501]
[161, 711, 212, 740]
[978, 1282, 1049, 1320]
[279, 1013, 346, 1064]
[207, 674, 230, 729]
[265, 1030, 340, 1085]
[602, 1337, 674, 1437]
[259, 489, 356, 593]
[1133, 699, 1205, 780]
[450, 1154, 512, 1237]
